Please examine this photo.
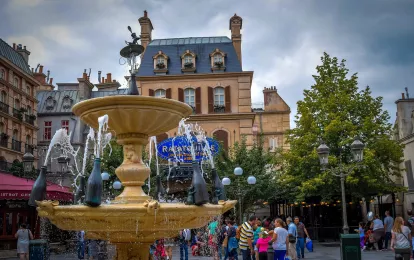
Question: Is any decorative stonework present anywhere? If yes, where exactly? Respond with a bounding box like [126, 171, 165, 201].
[209, 48, 226, 72]
[181, 50, 196, 73]
[62, 95, 74, 109]
[45, 96, 57, 110]
[153, 51, 169, 74]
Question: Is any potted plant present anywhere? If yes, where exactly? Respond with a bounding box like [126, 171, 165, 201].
[17, 108, 27, 121]
[1, 133, 9, 139]
[214, 61, 223, 68]
[156, 62, 166, 69]
[184, 62, 194, 69]
[28, 114, 37, 121]
[213, 104, 225, 112]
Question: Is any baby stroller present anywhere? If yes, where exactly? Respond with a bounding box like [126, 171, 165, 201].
[364, 230, 376, 251]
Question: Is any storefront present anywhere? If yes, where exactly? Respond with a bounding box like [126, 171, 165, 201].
[0, 172, 72, 250]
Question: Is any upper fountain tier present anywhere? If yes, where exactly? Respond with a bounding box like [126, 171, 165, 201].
[73, 96, 193, 138]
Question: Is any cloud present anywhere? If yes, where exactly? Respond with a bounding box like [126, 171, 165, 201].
[40, 26, 88, 50]
[6, 36, 48, 69]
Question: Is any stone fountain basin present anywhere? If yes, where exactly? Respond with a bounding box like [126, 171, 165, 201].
[72, 96, 193, 137]
[37, 200, 237, 243]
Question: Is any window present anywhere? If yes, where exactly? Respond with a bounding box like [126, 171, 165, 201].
[13, 78, 19, 88]
[157, 56, 165, 65]
[269, 138, 278, 152]
[61, 120, 69, 133]
[0, 122, 4, 134]
[0, 69, 4, 80]
[184, 88, 195, 107]
[14, 99, 20, 109]
[44, 121, 52, 140]
[27, 106, 32, 115]
[1, 91, 7, 103]
[155, 89, 166, 98]
[26, 135, 31, 145]
[26, 86, 31, 95]
[12, 129, 18, 141]
[184, 55, 192, 64]
[214, 87, 225, 106]
[214, 54, 223, 63]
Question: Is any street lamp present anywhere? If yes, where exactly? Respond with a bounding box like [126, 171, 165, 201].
[22, 152, 34, 173]
[101, 171, 110, 181]
[234, 166, 243, 176]
[317, 137, 365, 234]
[113, 180, 122, 190]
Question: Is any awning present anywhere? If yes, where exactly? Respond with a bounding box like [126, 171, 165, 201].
[0, 172, 73, 202]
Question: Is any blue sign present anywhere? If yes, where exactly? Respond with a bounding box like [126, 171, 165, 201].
[156, 136, 220, 163]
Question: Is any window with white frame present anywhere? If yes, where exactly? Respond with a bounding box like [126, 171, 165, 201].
[1, 91, 7, 104]
[13, 78, 19, 88]
[157, 56, 165, 65]
[214, 54, 223, 63]
[27, 105, 32, 115]
[155, 89, 166, 98]
[26, 86, 31, 95]
[214, 87, 225, 106]
[184, 88, 195, 107]
[269, 137, 278, 151]
[184, 55, 192, 64]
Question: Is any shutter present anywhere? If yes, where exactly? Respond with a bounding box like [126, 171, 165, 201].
[178, 88, 184, 102]
[166, 88, 171, 99]
[208, 87, 214, 113]
[225, 86, 231, 113]
[195, 87, 201, 114]
[149, 89, 154, 96]
[406, 160, 414, 191]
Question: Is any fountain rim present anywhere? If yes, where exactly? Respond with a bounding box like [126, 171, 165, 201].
[72, 95, 193, 129]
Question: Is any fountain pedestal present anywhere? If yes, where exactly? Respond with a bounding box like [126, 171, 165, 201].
[36, 96, 237, 259]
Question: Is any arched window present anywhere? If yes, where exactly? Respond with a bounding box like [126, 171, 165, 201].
[184, 55, 192, 64]
[0, 70, 5, 80]
[214, 54, 223, 63]
[0, 122, 4, 134]
[12, 129, 19, 141]
[155, 89, 166, 98]
[26, 86, 31, 95]
[184, 88, 195, 107]
[213, 130, 229, 152]
[13, 77, 19, 88]
[214, 87, 225, 106]
[1, 91, 7, 103]
[26, 135, 31, 145]
[157, 56, 165, 65]
[14, 99, 20, 109]
[27, 106, 32, 115]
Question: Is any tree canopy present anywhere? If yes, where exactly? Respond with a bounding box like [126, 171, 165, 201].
[280, 52, 404, 203]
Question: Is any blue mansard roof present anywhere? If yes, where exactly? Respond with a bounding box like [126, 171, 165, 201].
[0, 39, 32, 75]
[137, 36, 242, 76]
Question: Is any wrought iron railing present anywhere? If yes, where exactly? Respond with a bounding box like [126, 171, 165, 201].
[25, 114, 35, 125]
[213, 106, 225, 113]
[11, 139, 21, 152]
[0, 101, 9, 114]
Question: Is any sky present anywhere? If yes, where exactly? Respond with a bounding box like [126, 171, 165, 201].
[1, 0, 413, 126]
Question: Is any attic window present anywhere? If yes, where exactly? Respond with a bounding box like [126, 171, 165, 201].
[181, 50, 196, 73]
[45, 96, 57, 110]
[155, 89, 166, 98]
[209, 49, 226, 72]
[62, 95, 74, 109]
[153, 51, 169, 74]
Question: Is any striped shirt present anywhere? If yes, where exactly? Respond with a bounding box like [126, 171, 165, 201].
[239, 222, 254, 250]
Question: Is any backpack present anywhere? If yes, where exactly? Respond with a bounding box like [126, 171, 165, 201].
[406, 217, 414, 235]
[236, 225, 242, 240]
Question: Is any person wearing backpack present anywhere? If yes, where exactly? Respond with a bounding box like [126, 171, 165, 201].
[179, 229, 191, 260]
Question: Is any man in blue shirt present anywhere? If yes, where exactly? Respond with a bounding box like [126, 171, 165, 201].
[287, 217, 298, 260]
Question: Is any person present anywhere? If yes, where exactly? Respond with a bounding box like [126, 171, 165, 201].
[179, 229, 190, 260]
[256, 228, 271, 260]
[370, 214, 385, 250]
[239, 215, 257, 260]
[209, 217, 219, 260]
[391, 217, 412, 260]
[253, 220, 262, 260]
[294, 216, 310, 259]
[266, 219, 275, 260]
[191, 231, 205, 256]
[217, 218, 229, 260]
[88, 240, 98, 260]
[287, 217, 298, 260]
[384, 210, 394, 250]
[356, 222, 365, 250]
[15, 224, 33, 260]
[77, 230, 86, 259]
[269, 218, 289, 260]
[406, 209, 414, 256]
[226, 219, 239, 260]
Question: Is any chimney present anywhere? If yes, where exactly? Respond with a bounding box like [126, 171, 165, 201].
[98, 71, 102, 83]
[402, 93, 405, 99]
[229, 13, 243, 67]
[102, 77, 105, 83]
[15, 44, 31, 63]
[138, 10, 154, 51]
[39, 65, 43, 74]
[33, 65, 46, 84]
[49, 78, 53, 85]
[13, 43, 16, 49]
[106, 73, 112, 82]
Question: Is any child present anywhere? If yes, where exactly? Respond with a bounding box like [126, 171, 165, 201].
[256, 229, 271, 260]
[357, 222, 366, 250]
[364, 229, 376, 251]
[154, 239, 167, 260]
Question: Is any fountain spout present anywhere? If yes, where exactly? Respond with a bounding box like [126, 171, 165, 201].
[28, 166, 47, 207]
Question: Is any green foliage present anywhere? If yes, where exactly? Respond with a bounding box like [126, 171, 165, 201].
[9, 161, 37, 179]
[215, 135, 277, 218]
[280, 52, 405, 202]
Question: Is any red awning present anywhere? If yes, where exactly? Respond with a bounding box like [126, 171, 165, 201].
[0, 172, 73, 202]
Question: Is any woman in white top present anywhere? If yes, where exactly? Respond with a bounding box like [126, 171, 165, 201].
[391, 217, 412, 260]
[269, 218, 289, 260]
[15, 224, 33, 260]
[370, 214, 385, 250]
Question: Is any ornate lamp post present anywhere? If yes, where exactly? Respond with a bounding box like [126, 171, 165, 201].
[23, 152, 34, 173]
[317, 137, 365, 234]
[222, 167, 256, 223]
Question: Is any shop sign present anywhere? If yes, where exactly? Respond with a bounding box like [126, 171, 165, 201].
[156, 136, 220, 163]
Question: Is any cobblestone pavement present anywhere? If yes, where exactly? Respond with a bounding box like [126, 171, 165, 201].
[2, 244, 397, 260]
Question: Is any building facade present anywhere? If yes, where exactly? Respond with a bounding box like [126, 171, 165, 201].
[136, 12, 290, 151]
[0, 40, 39, 169]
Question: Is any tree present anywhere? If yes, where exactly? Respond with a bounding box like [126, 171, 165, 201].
[215, 135, 277, 221]
[280, 52, 404, 203]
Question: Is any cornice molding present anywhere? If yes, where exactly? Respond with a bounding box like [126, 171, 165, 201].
[187, 112, 255, 122]
[0, 57, 40, 86]
[0, 78, 39, 103]
[137, 71, 254, 83]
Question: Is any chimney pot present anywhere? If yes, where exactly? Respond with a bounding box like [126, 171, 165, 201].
[49, 78, 53, 84]
[31, 68, 34, 73]
[39, 65, 44, 74]
[24, 46, 26, 50]
[102, 77, 105, 83]
[83, 72, 87, 79]
[402, 93, 405, 99]
[13, 43, 16, 49]
[144, 10, 147, 17]
[106, 73, 112, 82]
[113, 80, 116, 83]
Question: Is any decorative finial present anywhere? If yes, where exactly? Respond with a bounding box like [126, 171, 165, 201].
[125, 26, 140, 46]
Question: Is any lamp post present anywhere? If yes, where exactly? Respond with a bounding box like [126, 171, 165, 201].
[23, 152, 35, 173]
[222, 166, 256, 223]
[317, 137, 365, 234]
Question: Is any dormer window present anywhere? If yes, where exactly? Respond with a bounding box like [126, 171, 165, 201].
[210, 49, 226, 72]
[181, 50, 196, 73]
[155, 89, 166, 98]
[153, 51, 169, 75]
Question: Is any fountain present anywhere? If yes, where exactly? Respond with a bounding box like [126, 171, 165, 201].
[34, 25, 236, 259]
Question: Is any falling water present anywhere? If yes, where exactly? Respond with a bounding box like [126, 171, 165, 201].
[81, 128, 95, 176]
[95, 115, 109, 158]
[149, 136, 160, 176]
[44, 129, 79, 167]
[177, 118, 196, 160]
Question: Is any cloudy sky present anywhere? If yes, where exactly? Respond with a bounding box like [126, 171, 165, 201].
[1, 0, 413, 126]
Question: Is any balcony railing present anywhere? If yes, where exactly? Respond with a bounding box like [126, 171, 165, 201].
[12, 108, 20, 118]
[0, 161, 14, 172]
[0, 102, 9, 114]
[11, 139, 21, 152]
[213, 105, 226, 113]
[0, 138, 7, 148]
[25, 114, 35, 125]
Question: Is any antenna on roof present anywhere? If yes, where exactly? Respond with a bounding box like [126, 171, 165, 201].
[35, 64, 40, 73]
[406, 87, 410, 99]
[88, 68, 91, 78]
[46, 70, 50, 81]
